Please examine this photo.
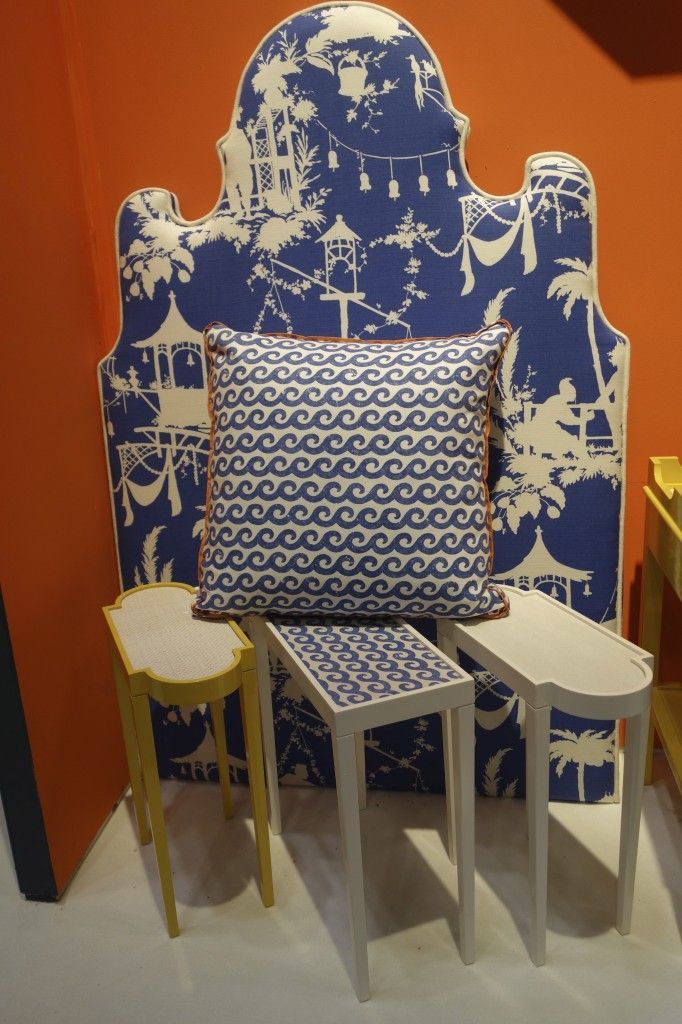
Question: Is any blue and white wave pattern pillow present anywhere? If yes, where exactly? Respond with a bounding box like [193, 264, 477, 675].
[194, 321, 511, 619]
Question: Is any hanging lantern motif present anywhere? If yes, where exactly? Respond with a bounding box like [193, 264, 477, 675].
[388, 158, 400, 200]
[187, 351, 195, 366]
[142, 349, 149, 364]
[583, 581, 592, 597]
[418, 156, 429, 194]
[359, 155, 371, 192]
[446, 148, 457, 188]
[328, 133, 339, 170]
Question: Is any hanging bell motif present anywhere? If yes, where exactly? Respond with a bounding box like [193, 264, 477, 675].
[328, 148, 339, 170]
[446, 167, 457, 188]
[389, 178, 400, 200]
[418, 173, 430, 194]
[359, 171, 371, 192]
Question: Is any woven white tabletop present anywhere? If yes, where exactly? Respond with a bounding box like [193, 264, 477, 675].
[109, 586, 243, 681]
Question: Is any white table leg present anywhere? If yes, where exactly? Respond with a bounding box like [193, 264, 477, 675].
[355, 731, 367, 810]
[526, 702, 550, 967]
[617, 707, 649, 934]
[248, 616, 282, 836]
[452, 703, 475, 964]
[441, 709, 457, 865]
[333, 731, 370, 1002]
[436, 619, 455, 661]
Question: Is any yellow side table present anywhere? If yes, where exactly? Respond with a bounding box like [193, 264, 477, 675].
[642, 456, 682, 792]
[103, 582, 274, 936]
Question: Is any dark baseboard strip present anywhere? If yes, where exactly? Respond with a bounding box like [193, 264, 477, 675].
[0, 587, 57, 901]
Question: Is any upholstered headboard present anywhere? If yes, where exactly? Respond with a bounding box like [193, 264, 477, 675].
[99, 2, 626, 801]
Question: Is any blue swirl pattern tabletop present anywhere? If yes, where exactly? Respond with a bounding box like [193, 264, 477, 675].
[274, 618, 468, 707]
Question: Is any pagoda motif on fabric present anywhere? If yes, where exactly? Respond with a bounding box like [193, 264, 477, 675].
[317, 213, 365, 334]
[494, 526, 593, 607]
[101, 291, 209, 526]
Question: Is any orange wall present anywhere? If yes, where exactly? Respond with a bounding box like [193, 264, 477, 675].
[0, 1, 126, 893]
[69, 0, 682, 651]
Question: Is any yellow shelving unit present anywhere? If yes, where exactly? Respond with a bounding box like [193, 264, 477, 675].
[642, 457, 682, 792]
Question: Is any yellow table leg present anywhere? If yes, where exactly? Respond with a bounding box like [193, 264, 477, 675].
[640, 548, 664, 785]
[240, 676, 274, 908]
[111, 647, 151, 845]
[131, 694, 180, 938]
[210, 698, 233, 819]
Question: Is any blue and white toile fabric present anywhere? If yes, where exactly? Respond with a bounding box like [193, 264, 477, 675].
[194, 322, 510, 620]
[98, 2, 627, 802]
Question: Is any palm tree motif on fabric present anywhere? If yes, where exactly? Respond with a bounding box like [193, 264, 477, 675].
[482, 747, 519, 797]
[487, 287, 624, 538]
[549, 727, 615, 802]
[547, 258, 620, 441]
[133, 526, 174, 586]
[367, 162, 592, 325]
[192, 506, 205, 540]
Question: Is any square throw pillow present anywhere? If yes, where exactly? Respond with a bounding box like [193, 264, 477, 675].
[194, 321, 511, 620]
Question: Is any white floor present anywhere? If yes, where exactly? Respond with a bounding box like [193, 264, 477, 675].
[1, 755, 680, 1024]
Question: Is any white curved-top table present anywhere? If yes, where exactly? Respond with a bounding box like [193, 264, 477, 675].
[437, 586, 653, 966]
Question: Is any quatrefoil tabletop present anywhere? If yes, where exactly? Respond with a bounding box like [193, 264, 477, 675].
[109, 586, 243, 681]
[99, 2, 627, 801]
[274, 619, 470, 708]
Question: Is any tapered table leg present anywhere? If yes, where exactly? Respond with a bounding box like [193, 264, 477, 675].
[111, 648, 151, 845]
[355, 732, 367, 810]
[617, 708, 649, 934]
[332, 731, 370, 1002]
[131, 694, 179, 938]
[526, 702, 550, 966]
[451, 703, 475, 964]
[210, 698, 233, 819]
[441, 708, 457, 865]
[240, 680, 275, 908]
[249, 617, 282, 835]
